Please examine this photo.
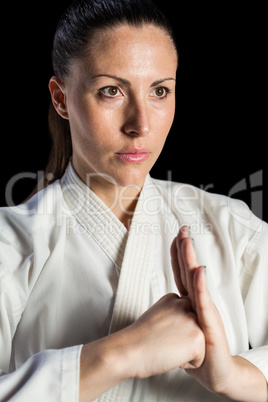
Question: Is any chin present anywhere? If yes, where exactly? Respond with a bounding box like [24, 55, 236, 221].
[114, 167, 149, 189]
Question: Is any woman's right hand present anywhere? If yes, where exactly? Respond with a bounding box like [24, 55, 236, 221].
[79, 293, 205, 401]
[126, 293, 205, 378]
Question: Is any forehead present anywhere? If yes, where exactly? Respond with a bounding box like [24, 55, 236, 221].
[71, 24, 178, 80]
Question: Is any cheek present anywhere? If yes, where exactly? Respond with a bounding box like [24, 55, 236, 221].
[68, 98, 101, 141]
[166, 99, 176, 125]
[154, 104, 175, 140]
[79, 96, 120, 131]
[70, 109, 120, 160]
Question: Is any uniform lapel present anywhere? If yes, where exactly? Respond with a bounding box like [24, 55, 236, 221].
[96, 176, 160, 401]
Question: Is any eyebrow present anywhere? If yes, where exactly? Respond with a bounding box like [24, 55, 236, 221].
[92, 74, 176, 86]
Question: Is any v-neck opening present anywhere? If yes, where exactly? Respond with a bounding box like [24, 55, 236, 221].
[61, 162, 128, 274]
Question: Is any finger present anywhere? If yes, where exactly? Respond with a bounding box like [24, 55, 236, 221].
[193, 267, 220, 338]
[179, 236, 199, 310]
[193, 266, 231, 362]
[175, 226, 191, 294]
[170, 237, 187, 296]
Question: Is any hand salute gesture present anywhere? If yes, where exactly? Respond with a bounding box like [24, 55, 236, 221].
[80, 225, 267, 402]
[170, 226, 268, 401]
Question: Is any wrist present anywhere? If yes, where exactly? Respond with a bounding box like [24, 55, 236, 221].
[99, 329, 139, 382]
[219, 356, 268, 402]
[79, 333, 134, 402]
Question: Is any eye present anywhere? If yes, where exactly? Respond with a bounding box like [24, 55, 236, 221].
[151, 87, 169, 99]
[100, 86, 122, 97]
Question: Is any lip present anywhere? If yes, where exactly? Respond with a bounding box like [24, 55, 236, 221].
[116, 148, 150, 164]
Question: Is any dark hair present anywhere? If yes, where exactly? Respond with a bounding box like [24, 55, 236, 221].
[44, 0, 177, 188]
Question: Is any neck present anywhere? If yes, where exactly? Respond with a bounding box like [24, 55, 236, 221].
[72, 163, 144, 229]
[91, 179, 142, 230]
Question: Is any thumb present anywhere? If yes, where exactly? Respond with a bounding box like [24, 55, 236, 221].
[193, 267, 232, 367]
[194, 267, 220, 337]
[170, 236, 187, 296]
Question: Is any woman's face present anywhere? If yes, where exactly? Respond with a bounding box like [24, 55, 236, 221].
[52, 24, 177, 192]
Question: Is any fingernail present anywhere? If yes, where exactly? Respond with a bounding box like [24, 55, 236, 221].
[203, 266, 207, 276]
[181, 225, 191, 235]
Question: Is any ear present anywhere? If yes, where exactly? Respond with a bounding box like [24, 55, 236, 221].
[49, 76, 69, 120]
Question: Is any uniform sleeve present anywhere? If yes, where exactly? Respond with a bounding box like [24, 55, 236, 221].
[239, 221, 268, 381]
[0, 207, 82, 401]
[0, 258, 83, 401]
[0, 345, 82, 402]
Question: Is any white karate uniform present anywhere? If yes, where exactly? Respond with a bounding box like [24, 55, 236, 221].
[0, 162, 267, 401]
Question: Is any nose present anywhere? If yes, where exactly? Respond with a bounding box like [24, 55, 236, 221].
[122, 99, 151, 137]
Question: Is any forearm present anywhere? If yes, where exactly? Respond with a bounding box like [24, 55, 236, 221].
[79, 331, 133, 402]
[79, 294, 205, 401]
[219, 356, 268, 402]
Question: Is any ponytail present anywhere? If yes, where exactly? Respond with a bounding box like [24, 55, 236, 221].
[45, 102, 72, 186]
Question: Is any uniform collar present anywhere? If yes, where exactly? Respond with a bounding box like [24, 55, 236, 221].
[60, 161, 160, 274]
[61, 161, 128, 274]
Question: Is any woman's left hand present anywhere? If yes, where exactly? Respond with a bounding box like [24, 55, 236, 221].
[170, 226, 268, 401]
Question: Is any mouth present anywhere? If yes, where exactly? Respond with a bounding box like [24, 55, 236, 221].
[115, 148, 150, 163]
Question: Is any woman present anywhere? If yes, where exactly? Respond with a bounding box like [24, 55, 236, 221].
[0, 0, 267, 401]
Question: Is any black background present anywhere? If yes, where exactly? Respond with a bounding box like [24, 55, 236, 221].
[1, 1, 266, 221]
